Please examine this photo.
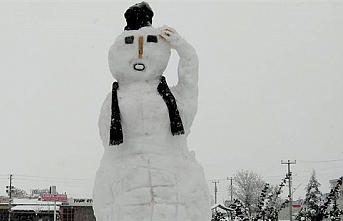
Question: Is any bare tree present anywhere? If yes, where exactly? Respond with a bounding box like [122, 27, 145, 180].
[233, 170, 265, 216]
[10, 187, 29, 199]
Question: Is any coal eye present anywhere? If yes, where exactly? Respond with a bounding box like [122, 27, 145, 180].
[147, 35, 158, 43]
[125, 36, 134, 44]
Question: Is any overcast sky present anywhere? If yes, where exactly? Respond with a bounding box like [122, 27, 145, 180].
[0, 1, 342, 202]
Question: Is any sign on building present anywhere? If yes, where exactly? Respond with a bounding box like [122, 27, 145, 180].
[42, 194, 67, 202]
[62, 198, 93, 207]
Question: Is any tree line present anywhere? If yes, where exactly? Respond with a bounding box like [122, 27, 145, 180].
[212, 170, 342, 221]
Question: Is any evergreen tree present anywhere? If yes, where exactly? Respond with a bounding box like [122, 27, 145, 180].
[265, 174, 289, 221]
[228, 199, 250, 221]
[297, 170, 323, 221]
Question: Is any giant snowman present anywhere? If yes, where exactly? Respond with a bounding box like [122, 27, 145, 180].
[93, 2, 211, 221]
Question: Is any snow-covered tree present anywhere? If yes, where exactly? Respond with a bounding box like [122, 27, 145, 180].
[10, 187, 29, 199]
[7, 187, 51, 199]
[228, 199, 250, 221]
[30, 188, 50, 198]
[297, 170, 323, 221]
[256, 182, 270, 220]
[255, 181, 286, 221]
[265, 174, 289, 221]
[233, 170, 265, 216]
[325, 176, 343, 221]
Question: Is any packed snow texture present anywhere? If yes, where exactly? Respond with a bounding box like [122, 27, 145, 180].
[92, 26, 211, 221]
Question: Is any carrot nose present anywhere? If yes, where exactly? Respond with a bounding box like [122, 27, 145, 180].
[138, 36, 143, 59]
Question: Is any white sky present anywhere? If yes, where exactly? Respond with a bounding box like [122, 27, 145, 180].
[0, 1, 342, 202]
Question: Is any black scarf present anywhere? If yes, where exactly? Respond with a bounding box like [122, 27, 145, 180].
[109, 76, 184, 146]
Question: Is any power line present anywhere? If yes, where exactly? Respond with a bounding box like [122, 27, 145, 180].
[207, 178, 227, 182]
[15, 178, 94, 184]
[14, 174, 94, 181]
[0, 174, 95, 196]
[297, 159, 343, 163]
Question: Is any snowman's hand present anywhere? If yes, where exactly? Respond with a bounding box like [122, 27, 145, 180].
[159, 25, 197, 60]
[159, 26, 182, 49]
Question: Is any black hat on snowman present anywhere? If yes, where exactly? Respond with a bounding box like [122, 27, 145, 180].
[124, 1, 154, 31]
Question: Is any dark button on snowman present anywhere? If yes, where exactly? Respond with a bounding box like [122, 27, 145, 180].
[93, 2, 211, 221]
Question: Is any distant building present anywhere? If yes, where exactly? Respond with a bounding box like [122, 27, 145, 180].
[0, 197, 95, 221]
[0, 198, 60, 221]
[60, 198, 95, 221]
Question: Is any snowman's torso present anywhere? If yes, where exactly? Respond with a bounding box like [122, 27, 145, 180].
[117, 83, 174, 153]
[98, 81, 189, 158]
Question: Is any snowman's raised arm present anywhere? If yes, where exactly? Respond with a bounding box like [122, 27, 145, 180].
[160, 26, 199, 93]
[159, 26, 199, 130]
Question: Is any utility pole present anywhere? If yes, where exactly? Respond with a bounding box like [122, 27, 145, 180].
[227, 177, 233, 202]
[212, 180, 219, 204]
[281, 160, 296, 221]
[8, 174, 13, 221]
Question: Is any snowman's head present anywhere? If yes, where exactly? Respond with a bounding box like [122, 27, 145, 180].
[108, 26, 171, 83]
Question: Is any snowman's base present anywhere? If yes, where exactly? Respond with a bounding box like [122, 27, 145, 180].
[93, 153, 211, 221]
